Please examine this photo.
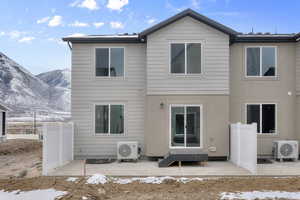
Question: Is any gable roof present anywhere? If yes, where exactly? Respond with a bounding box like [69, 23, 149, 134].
[140, 8, 238, 37]
[62, 9, 298, 44]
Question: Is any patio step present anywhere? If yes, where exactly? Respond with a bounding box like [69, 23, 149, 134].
[158, 152, 208, 167]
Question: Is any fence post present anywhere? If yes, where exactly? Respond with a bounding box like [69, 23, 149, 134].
[236, 122, 241, 166]
[42, 123, 48, 175]
[59, 122, 63, 166]
[71, 122, 74, 160]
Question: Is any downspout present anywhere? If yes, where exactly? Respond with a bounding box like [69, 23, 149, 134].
[67, 41, 72, 51]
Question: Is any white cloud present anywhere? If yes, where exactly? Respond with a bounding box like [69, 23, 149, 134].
[8, 31, 25, 39]
[48, 16, 63, 27]
[70, 0, 99, 10]
[147, 18, 156, 25]
[107, 0, 128, 11]
[69, 21, 90, 27]
[93, 22, 105, 28]
[48, 38, 65, 46]
[207, 11, 240, 16]
[165, 0, 186, 12]
[191, 0, 200, 9]
[37, 17, 50, 24]
[110, 21, 124, 29]
[18, 36, 35, 43]
[0, 31, 5, 36]
[68, 33, 86, 37]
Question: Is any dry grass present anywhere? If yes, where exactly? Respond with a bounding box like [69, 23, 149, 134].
[0, 139, 42, 178]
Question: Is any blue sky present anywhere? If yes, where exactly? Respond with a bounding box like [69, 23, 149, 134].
[0, 0, 299, 74]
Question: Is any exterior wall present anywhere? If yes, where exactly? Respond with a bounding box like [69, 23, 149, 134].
[230, 43, 297, 155]
[296, 41, 300, 94]
[71, 43, 146, 158]
[146, 16, 230, 95]
[145, 95, 229, 157]
[296, 42, 300, 142]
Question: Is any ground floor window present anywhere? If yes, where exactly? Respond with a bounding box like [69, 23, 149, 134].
[246, 103, 276, 134]
[95, 104, 124, 135]
[170, 105, 202, 148]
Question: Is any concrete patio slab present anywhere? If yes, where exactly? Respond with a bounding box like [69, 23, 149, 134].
[48, 160, 300, 177]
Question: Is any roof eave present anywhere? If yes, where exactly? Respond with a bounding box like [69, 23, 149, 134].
[231, 36, 296, 44]
[62, 37, 145, 43]
[140, 8, 238, 37]
[295, 33, 300, 41]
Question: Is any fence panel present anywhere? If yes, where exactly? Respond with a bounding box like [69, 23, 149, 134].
[230, 123, 257, 174]
[42, 122, 74, 175]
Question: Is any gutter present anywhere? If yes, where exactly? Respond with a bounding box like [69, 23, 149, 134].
[230, 36, 296, 44]
[62, 37, 144, 44]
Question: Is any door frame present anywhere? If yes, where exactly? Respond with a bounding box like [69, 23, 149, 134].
[169, 104, 203, 149]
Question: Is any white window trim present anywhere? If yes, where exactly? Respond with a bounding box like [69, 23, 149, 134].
[169, 104, 203, 149]
[94, 47, 125, 78]
[94, 103, 125, 136]
[245, 46, 277, 78]
[169, 42, 204, 75]
[245, 103, 277, 135]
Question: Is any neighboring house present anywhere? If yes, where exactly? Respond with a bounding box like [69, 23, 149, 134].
[63, 9, 300, 160]
[0, 102, 9, 142]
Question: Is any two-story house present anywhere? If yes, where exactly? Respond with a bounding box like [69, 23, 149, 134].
[63, 9, 300, 161]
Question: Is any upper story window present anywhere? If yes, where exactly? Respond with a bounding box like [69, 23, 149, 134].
[95, 47, 124, 77]
[246, 46, 277, 77]
[170, 43, 202, 74]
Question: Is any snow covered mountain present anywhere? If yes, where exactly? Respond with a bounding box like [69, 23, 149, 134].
[0, 52, 70, 120]
[37, 68, 70, 89]
[36, 68, 71, 112]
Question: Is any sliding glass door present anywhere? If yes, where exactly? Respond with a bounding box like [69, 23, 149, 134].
[170, 105, 202, 148]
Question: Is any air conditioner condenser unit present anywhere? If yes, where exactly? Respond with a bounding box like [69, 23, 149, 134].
[117, 141, 139, 161]
[273, 140, 298, 162]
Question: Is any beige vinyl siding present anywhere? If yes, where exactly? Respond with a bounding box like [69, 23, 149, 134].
[146, 16, 230, 95]
[71, 43, 146, 158]
[296, 41, 300, 95]
[230, 43, 296, 155]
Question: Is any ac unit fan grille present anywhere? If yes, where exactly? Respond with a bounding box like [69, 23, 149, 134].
[119, 144, 132, 157]
[280, 143, 293, 157]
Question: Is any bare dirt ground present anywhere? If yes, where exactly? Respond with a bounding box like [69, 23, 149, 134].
[1, 176, 300, 199]
[1, 140, 300, 199]
[0, 139, 42, 178]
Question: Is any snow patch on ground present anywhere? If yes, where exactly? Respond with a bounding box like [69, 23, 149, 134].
[66, 177, 79, 182]
[86, 174, 107, 184]
[85, 174, 209, 185]
[0, 189, 67, 200]
[221, 191, 300, 200]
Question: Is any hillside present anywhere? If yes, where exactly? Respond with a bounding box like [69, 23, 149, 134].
[0, 52, 70, 121]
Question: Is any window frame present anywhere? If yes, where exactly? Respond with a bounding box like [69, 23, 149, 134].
[245, 103, 277, 135]
[169, 104, 203, 149]
[94, 47, 125, 78]
[169, 42, 204, 75]
[94, 103, 125, 136]
[245, 46, 277, 78]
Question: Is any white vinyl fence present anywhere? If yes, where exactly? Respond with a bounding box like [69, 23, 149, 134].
[230, 123, 257, 174]
[42, 122, 74, 175]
